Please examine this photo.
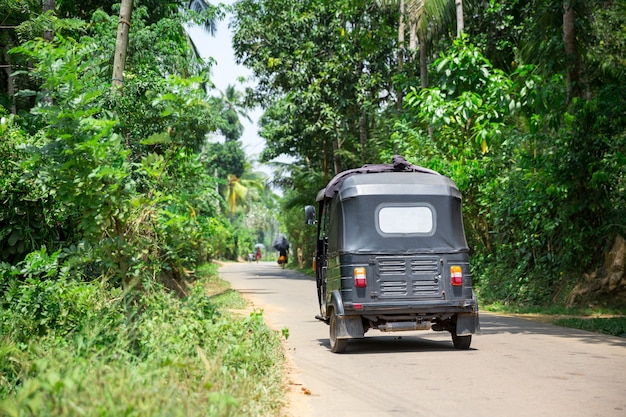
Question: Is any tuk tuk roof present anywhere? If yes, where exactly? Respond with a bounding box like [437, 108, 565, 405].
[317, 155, 449, 202]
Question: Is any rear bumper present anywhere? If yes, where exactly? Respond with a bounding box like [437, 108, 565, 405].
[343, 299, 478, 316]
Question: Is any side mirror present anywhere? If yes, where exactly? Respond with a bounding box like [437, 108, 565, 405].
[304, 205, 316, 225]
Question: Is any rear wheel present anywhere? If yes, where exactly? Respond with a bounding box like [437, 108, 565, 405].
[451, 333, 472, 350]
[329, 309, 348, 353]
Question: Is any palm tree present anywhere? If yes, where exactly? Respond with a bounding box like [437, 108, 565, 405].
[187, 0, 217, 36]
[411, 1, 456, 88]
[226, 174, 248, 215]
[455, 0, 464, 37]
[377, 0, 455, 91]
[219, 84, 252, 141]
[225, 172, 267, 217]
[185, 0, 219, 60]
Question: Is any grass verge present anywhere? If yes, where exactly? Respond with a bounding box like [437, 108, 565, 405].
[0, 263, 286, 416]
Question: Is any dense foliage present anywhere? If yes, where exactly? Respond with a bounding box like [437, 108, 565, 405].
[232, 0, 626, 307]
[0, 264, 285, 416]
[1, 1, 286, 413]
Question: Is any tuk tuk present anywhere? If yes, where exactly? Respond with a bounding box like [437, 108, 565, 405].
[305, 156, 480, 353]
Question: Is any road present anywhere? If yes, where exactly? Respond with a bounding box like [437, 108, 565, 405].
[218, 261, 626, 417]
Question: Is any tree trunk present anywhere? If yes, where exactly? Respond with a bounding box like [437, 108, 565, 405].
[39, 0, 56, 106]
[332, 136, 342, 175]
[3, 44, 16, 114]
[419, 34, 428, 89]
[398, 0, 405, 69]
[409, 21, 417, 52]
[359, 112, 367, 165]
[43, 0, 55, 41]
[562, 0, 590, 104]
[396, 0, 405, 112]
[112, 0, 134, 91]
[455, 0, 464, 37]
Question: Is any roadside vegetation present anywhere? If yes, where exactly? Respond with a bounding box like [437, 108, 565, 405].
[0, 263, 286, 416]
[1, 1, 287, 414]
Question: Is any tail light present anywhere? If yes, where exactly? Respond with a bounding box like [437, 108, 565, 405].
[354, 267, 367, 287]
[450, 265, 463, 286]
[312, 258, 316, 271]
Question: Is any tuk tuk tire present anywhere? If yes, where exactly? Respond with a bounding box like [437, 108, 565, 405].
[451, 333, 472, 350]
[329, 309, 348, 353]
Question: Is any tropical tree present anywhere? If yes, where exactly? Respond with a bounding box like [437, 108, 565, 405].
[376, 0, 461, 115]
[232, 0, 398, 177]
[216, 84, 251, 141]
[562, 0, 591, 103]
[411, 0, 456, 89]
[2, 0, 235, 282]
[455, 0, 464, 36]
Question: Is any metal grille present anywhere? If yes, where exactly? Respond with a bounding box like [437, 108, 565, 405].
[411, 258, 438, 274]
[376, 256, 441, 298]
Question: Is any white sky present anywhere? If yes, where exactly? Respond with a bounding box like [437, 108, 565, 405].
[187, 1, 266, 162]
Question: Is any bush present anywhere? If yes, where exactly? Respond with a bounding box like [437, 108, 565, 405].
[0, 266, 286, 416]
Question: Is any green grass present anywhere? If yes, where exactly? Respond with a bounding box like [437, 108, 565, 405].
[198, 263, 248, 310]
[0, 263, 287, 416]
[552, 317, 626, 337]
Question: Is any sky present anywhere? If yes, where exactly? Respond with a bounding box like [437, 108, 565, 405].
[186, 1, 267, 166]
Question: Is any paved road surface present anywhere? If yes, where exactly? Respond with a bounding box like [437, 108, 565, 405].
[218, 261, 626, 417]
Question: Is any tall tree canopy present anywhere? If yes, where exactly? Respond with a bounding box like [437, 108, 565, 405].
[233, 0, 626, 306]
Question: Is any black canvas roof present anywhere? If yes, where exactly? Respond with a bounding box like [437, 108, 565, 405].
[317, 155, 441, 202]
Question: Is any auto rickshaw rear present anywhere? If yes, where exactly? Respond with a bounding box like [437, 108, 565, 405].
[305, 156, 480, 353]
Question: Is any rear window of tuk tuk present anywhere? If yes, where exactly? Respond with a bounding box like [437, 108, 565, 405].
[375, 203, 437, 237]
[334, 173, 467, 250]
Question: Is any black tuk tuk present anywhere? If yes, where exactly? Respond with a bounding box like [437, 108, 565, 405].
[305, 156, 480, 353]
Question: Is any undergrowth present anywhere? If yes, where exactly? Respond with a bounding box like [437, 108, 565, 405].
[553, 317, 626, 337]
[0, 263, 286, 416]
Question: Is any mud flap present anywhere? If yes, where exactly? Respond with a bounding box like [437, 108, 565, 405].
[330, 290, 364, 339]
[456, 312, 480, 336]
[335, 315, 365, 339]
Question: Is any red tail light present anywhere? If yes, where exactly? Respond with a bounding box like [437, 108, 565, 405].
[354, 267, 367, 287]
[450, 265, 463, 286]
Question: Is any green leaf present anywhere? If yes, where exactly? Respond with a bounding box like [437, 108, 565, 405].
[8, 230, 20, 247]
[141, 132, 172, 145]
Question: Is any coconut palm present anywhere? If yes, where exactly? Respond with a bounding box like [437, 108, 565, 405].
[219, 84, 252, 142]
[225, 172, 268, 217]
[187, 0, 218, 36]
[378, 0, 455, 93]
[184, 0, 219, 59]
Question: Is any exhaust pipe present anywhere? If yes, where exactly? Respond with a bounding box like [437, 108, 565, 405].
[376, 321, 431, 332]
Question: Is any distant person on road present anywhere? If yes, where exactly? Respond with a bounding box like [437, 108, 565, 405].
[278, 247, 288, 269]
[255, 247, 262, 263]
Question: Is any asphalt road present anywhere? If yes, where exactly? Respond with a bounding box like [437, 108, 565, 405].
[218, 261, 626, 417]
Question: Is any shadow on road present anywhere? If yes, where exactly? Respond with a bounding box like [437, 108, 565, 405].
[222, 261, 315, 282]
[220, 262, 626, 350]
[316, 334, 471, 354]
[479, 313, 626, 348]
